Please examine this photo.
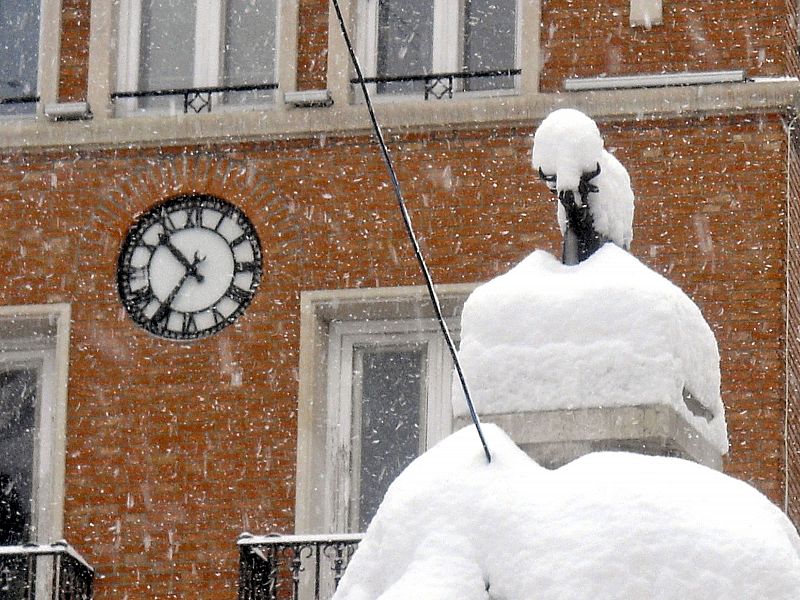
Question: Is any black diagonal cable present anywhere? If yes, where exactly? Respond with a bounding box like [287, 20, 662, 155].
[330, 0, 491, 463]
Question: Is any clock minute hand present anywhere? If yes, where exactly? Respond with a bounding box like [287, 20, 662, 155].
[159, 233, 205, 283]
[151, 253, 206, 325]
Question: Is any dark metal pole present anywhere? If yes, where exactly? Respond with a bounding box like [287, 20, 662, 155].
[329, 0, 491, 463]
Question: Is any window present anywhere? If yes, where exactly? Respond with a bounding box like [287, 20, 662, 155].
[0, 304, 69, 547]
[356, 0, 519, 97]
[115, 0, 279, 113]
[295, 285, 473, 534]
[327, 320, 454, 531]
[0, 0, 41, 116]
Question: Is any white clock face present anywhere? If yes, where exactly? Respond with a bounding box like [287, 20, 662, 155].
[118, 195, 262, 339]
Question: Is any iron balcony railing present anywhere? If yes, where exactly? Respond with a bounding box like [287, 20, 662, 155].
[111, 82, 279, 114]
[0, 540, 94, 600]
[0, 96, 39, 106]
[238, 533, 362, 600]
[352, 68, 522, 100]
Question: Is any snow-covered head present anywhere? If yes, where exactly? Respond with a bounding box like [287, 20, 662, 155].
[532, 109, 604, 194]
[532, 109, 635, 259]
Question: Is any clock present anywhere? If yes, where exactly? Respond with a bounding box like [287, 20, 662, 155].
[117, 194, 262, 340]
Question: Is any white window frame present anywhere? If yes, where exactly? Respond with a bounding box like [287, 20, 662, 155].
[295, 285, 475, 534]
[354, 0, 522, 100]
[0, 303, 70, 545]
[325, 319, 455, 532]
[115, 0, 281, 114]
[0, 0, 61, 120]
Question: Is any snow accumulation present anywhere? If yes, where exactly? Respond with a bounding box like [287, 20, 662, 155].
[452, 244, 727, 454]
[532, 108, 634, 250]
[332, 425, 800, 600]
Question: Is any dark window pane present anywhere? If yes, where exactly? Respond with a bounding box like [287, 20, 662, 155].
[0, 368, 37, 545]
[376, 0, 433, 95]
[354, 345, 426, 530]
[223, 0, 277, 105]
[139, 0, 196, 108]
[463, 0, 516, 91]
[0, 0, 40, 116]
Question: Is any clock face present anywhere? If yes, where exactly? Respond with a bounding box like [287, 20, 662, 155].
[118, 195, 262, 340]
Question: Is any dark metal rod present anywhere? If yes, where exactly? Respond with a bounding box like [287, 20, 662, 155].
[0, 95, 39, 105]
[330, 0, 491, 463]
[352, 68, 521, 85]
[111, 83, 278, 100]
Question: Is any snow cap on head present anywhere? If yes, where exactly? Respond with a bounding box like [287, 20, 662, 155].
[532, 108, 635, 250]
[532, 108, 604, 193]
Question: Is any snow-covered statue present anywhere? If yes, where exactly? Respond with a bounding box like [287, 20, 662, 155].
[329, 107, 800, 600]
[532, 108, 634, 265]
[333, 426, 800, 600]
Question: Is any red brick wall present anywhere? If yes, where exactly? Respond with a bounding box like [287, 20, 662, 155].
[540, 0, 790, 92]
[58, 0, 90, 102]
[608, 115, 788, 503]
[297, 0, 330, 90]
[0, 114, 791, 597]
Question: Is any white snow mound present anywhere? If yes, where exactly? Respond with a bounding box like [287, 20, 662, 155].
[532, 108, 635, 249]
[453, 244, 727, 453]
[332, 425, 800, 600]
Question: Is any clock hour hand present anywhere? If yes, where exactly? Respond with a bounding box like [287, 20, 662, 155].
[158, 233, 205, 283]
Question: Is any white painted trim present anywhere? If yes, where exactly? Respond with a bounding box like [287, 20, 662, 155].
[295, 284, 475, 534]
[432, 0, 456, 74]
[38, 0, 62, 110]
[195, 0, 221, 88]
[88, 1, 116, 119]
[1, 79, 797, 150]
[114, 0, 142, 114]
[276, 0, 299, 103]
[0, 303, 70, 543]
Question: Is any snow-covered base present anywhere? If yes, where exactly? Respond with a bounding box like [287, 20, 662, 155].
[333, 426, 800, 600]
[453, 244, 727, 454]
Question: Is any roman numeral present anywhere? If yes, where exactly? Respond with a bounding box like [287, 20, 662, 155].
[234, 261, 258, 274]
[225, 284, 253, 305]
[214, 205, 235, 231]
[123, 265, 149, 282]
[181, 313, 199, 335]
[151, 302, 172, 327]
[157, 207, 177, 233]
[229, 233, 248, 247]
[128, 286, 155, 312]
[186, 206, 203, 228]
[211, 307, 227, 326]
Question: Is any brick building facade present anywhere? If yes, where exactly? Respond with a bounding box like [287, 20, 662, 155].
[0, 1, 799, 598]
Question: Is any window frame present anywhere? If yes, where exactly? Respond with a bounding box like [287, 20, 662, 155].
[0, 0, 61, 120]
[353, 0, 523, 101]
[114, 0, 282, 115]
[0, 303, 70, 545]
[295, 285, 474, 534]
[325, 318, 455, 532]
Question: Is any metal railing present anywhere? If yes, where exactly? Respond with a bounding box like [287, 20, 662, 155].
[0, 541, 94, 600]
[352, 68, 521, 100]
[0, 96, 39, 106]
[238, 533, 362, 600]
[111, 82, 279, 114]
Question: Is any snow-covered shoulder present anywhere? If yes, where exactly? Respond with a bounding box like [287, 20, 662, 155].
[453, 244, 726, 453]
[332, 425, 800, 600]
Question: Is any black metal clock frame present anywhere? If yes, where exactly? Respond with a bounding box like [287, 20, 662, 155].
[117, 194, 263, 340]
